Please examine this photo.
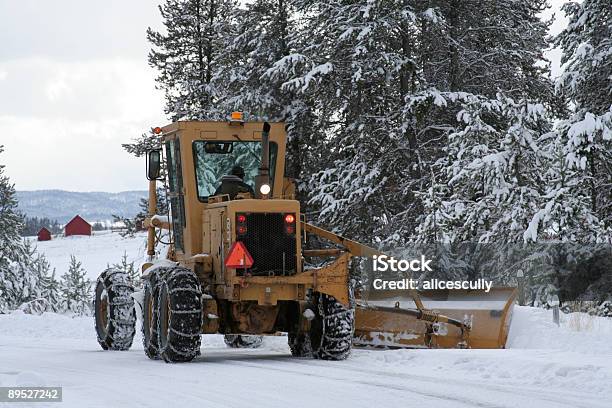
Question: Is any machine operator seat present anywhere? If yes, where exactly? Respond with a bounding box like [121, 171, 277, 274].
[214, 175, 255, 200]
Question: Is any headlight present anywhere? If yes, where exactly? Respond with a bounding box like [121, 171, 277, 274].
[259, 183, 271, 195]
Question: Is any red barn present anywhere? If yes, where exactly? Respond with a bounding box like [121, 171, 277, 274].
[65, 215, 92, 237]
[37, 227, 52, 241]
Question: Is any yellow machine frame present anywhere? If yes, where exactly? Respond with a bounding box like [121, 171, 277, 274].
[142, 119, 515, 348]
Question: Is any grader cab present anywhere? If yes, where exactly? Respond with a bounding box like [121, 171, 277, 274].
[93, 116, 515, 363]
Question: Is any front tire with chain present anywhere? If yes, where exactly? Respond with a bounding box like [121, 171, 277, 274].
[94, 268, 136, 351]
[142, 268, 166, 359]
[157, 267, 202, 363]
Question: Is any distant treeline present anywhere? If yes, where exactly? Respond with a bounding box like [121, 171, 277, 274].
[20, 216, 108, 237]
[20, 216, 62, 236]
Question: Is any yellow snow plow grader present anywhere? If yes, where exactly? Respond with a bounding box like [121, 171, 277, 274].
[93, 116, 516, 363]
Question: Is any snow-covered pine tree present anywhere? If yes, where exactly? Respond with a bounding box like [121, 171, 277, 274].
[283, 0, 425, 244]
[539, 0, 612, 239]
[416, 0, 552, 100]
[407, 0, 554, 245]
[11, 239, 42, 306]
[526, 127, 607, 242]
[60, 256, 92, 315]
[15, 249, 62, 314]
[290, 0, 554, 246]
[414, 92, 552, 243]
[37, 264, 62, 313]
[0, 145, 28, 312]
[112, 252, 140, 288]
[219, 0, 321, 202]
[147, 0, 239, 121]
[122, 128, 162, 158]
[220, 0, 294, 117]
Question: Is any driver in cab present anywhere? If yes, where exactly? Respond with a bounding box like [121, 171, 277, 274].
[214, 165, 255, 199]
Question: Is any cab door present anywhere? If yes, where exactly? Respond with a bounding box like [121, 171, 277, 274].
[165, 139, 186, 253]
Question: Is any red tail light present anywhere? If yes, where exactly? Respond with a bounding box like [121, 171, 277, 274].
[284, 213, 296, 234]
[236, 214, 247, 235]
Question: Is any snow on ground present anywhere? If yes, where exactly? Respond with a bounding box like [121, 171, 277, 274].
[3, 232, 609, 408]
[0, 307, 611, 408]
[28, 231, 148, 281]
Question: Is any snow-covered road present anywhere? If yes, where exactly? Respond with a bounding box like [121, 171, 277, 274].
[1, 307, 611, 408]
[8, 232, 610, 407]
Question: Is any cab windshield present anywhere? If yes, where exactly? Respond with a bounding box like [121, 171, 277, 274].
[193, 140, 278, 201]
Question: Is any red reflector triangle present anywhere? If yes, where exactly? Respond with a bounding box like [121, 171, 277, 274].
[224, 241, 254, 268]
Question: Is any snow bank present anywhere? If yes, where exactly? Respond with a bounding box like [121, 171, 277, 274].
[508, 305, 612, 353]
[0, 310, 94, 340]
[350, 306, 612, 398]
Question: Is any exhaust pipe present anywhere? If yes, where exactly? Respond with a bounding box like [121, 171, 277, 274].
[255, 122, 271, 198]
[261, 122, 270, 173]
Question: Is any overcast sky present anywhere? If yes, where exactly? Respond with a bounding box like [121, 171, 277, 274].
[0, 0, 570, 193]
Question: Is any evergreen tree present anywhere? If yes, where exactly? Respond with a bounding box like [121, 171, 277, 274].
[416, 0, 552, 100]
[0, 145, 27, 312]
[60, 256, 92, 315]
[414, 92, 552, 243]
[37, 266, 62, 313]
[122, 129, 163, 158]
[0, 149, 61, 313]
[147, 0, 239, 121]
[92, 222, 106, 232]
[112, 252, 140, 288]
[111, 214, 139, 238]
[597, 300, 612, 318]
[221, 0, 321, 199]
[12, 239, 41, 305]
[285, 0, 424, 244]
[113, 187, 169, 238]
[546, 0, 612, 236]
[20, 216, 61, 237]
[287, 0, 554, 245]
[16, 250, 61, 314]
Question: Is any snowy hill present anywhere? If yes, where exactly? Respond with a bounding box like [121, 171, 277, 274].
[28, 231, 148, 280]
[16, 189, 147, 223]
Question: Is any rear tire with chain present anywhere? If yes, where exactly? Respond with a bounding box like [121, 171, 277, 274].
[157, 267, 202, 363]
[309, 293, 354, 360]
[94, 268, 136, 351]
[224, 334, 264, 349]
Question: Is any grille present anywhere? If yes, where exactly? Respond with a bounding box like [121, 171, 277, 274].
[238, 213, 297, 276]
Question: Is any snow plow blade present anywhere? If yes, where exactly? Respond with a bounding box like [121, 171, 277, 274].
[354, 287, 516, 349]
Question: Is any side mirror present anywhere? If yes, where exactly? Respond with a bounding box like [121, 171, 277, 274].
[146, 150, 162, 180]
